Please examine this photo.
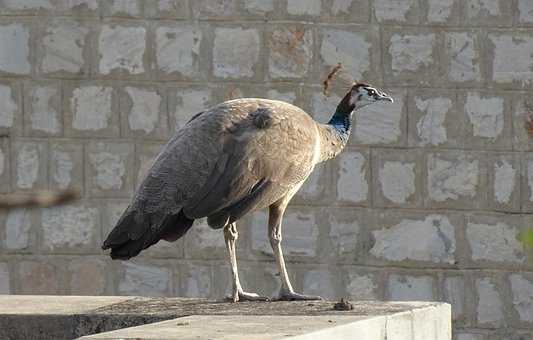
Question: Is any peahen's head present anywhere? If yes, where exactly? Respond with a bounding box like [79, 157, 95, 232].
[342, 82, 393, 112]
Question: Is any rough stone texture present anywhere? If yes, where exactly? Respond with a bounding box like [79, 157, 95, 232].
[0, 2, 531, 338]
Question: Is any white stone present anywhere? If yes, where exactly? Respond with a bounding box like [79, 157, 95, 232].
[30, 86, 60, 134]
[510, 274, 533, 322]
[42, 21, 88, 73]
[379, 161, 416, 204]
[182, 265, 211, 298]
[71, 86, 112, 131]
[244, 0, 273, 13]
[251, 210, 318, 257]
[213, 28, 259, 78]
[518, 0, 533, 23]
[51, 150, 73, 189]
[375, 0, 415, 21]
[390, 33, 435, 74]
[287, 0, 321, 15]
[41, 205, 98, 249]
[174, 89, 211, 131]
[0, 84, 17, 128]
[427, 154, 478, 202]
[388, 275, 434, 301]
[66, 0, 97, 10]
[354, 94, 404, 144]
[109, 0, 140, 16]
[490, 34, 533, 85]
[476, 278, 504, 325]
[266, 89, 296, 104]
[331, 0, 352, 14]
[125, 87, 161, 134]
[156, 25, 201, 76]
[0, 263, 8, 294]
[2, 0, 52, 9]
[320, 29, 370, 80]
[415, 96, 451, 146]
[493, 160, 515, 204]
[0, 24, 30, 74]
[119, 262, 170, 296]
[466, 221, 524, 263]
[370, 215, 455, 263]
[99, 25, 145, 74]
[465, 93, 504, 138]
[303, 270, 336, 300]
[16, 143, 41, 189]
[337, 152, 368, 203]
[269, 27, 312, 79]
[446, 33, 480, 82]
[5, 209, 31, 250]
[467, 0, 500, 17]
[329, 214, 359, 256]
[89, 150, 126, 190]
[346, 273, 378, 300]
[427, 0, 454, 22]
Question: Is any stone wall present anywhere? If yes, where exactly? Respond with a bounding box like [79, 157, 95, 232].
[0, 0, 532, 338]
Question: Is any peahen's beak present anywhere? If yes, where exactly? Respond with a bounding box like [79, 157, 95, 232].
[378, 92, 394, 103]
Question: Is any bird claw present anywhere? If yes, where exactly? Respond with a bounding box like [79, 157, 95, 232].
[276, 291, 323, 301]
[227, 291, 270, 302]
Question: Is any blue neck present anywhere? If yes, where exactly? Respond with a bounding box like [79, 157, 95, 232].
[328, 110, 352, 135]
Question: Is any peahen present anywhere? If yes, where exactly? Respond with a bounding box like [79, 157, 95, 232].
[102, 80, 393, 302]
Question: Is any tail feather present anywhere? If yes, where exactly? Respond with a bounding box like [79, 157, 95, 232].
[102, 209, 194, 260]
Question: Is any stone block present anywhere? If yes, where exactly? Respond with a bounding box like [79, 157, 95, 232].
[489, 33, 533, 87]
[319, 27, 379, 84]
[487, 152, 520, 212]
[183, 219, 226, 260]
[250, 207, 319, 260]
[325, 207, 368, 261]
[518, 0, 533, 26]
[243, 0, 274, 16]
[408, 89, 463, 148]
[321, 0, 370, 23]
[101, 0, 142, 18]
[267, 25, 313, 80]
[0, 0, 54, 14]
[118, 261, 173, 296]
[465, 0, 512, 26]
[333, 149, 370, 206]
[12, 140, 48, 192]
[476, 276, 504, 327]
[387, 273, 435, 301]
[3, 208, 36, 252]
[0, 262, 9, 294]
[64, 84, 119, 138]
[237, 262, 282, 298]
[178, 263, 213, 298]
[86, 142, 134, 197]
[441, 275, 466, 322]
[49, 141, 83, 193]
[191, 0, 238, 19]
[212, 27, 260, 79]
[302, 268, 339, 300]
[343, 268, 381, 300]
[512, 93, 533, 151]
[352, 88, 407, 146]
[144, 0, 189, 19]
[155, 24, 203, 80]
[443, 31, 483, 85]
[0, 23, 30, 75]
[0, 138, 10, 193]
[58, 0, 99, 16]
[286, 0, 321, 17]
[41, 203, 100, 253]
[0, 80, 22, 136]
[37, 20, 90, 76]
[23, 82, 62, 136]
[168, 87, 213, 132]
[264, 87, 297, 104]
[372, 148, 423, 208]
[456, 333, 486, 340]
[520, 153, 533, 211]
[135, 142, 165, 187]
[422, 0, 462, 25]
[18, 260, 62, 294]
[383, 28, 439, 85]
[509, 273, 533, 325]
[426, 150, 486, 209]
[370, 210, 458, 265]
[465, 213, 524, 265]
[98, 24, 147, 76]
[373, 0, 419, 24]
[69, 259, 106, 295]
[120, 86, 168, 140]
[460, 91, 512, 150]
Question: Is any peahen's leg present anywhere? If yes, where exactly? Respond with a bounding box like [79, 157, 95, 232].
[268, 203, 323, 301]
[223, 222, 268, 302]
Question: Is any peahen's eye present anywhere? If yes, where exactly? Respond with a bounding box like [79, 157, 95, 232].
[367, 89, 375, 96]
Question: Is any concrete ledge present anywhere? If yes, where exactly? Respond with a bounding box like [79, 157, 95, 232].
[0, 296, 451, 340]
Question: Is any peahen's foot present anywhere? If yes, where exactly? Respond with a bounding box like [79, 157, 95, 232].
[227, 290, 270, 302]
[276, 291, 323, 301]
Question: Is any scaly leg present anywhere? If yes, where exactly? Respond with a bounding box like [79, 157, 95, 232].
[268, 203, 322, 301]
[224, 222, 268, 302]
